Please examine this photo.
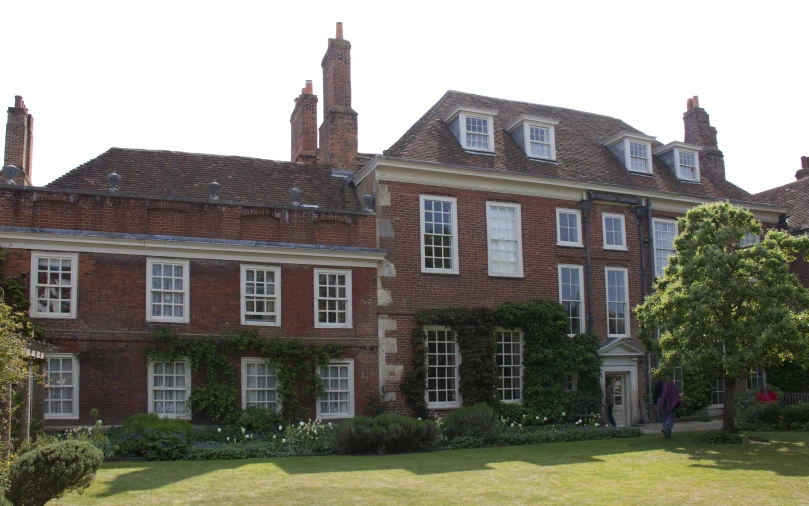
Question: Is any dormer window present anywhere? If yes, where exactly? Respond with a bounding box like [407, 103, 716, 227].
[506, 115, 559, 161]
[629, 142, 649, 172]
[652, 142, 702, 182]
[444, 106, 498, 153]
[602, 131, 656, 174]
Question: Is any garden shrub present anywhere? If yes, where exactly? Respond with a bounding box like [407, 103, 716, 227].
[122, 413, 193, 436]
[236, 407, 283, 434]
[334, 414, 437, 455]
[690, 430, 749, 444]
[737, 402, 809, 431]
[442, 403, 497, 441]
[5, 440, 102, 506]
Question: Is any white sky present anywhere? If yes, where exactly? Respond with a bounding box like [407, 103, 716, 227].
[2, 1, 807, 194]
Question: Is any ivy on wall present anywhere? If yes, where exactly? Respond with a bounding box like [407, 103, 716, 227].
[403, 301, 603, 418]
[147, 329, 341, 423]
[0, 249, 42, 340]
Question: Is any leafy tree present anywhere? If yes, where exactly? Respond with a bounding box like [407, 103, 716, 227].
[637, 202, 809, 431]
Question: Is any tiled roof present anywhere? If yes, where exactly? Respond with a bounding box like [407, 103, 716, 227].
[383, 91, 756, 202]
[47, 148, 361, 211]
[755, 177, 809, 231]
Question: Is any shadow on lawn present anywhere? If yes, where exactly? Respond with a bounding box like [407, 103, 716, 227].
[96, 460, 247, 498]
[661, 432, 809, 477]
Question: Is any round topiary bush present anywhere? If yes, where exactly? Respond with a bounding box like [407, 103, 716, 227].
[5, 440, 103, 506]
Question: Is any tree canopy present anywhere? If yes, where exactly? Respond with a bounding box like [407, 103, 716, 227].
[636, 201, 809, 430]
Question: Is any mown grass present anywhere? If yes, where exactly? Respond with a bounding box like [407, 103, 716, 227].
[52, 431, 809, 505]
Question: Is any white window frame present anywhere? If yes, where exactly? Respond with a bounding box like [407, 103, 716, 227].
[240, 265, 281, 327]
[711, 377, 725, 407]
[558, 264, 585, 336]
[747, 367, 766, 391]
[740, 232, 760, 248]
[148, 358, 192, 420]
[652, 218, 678, 278]
[602, 213, 628, 251]
[556, 208, 583, 247]
[495, 329, 523, 404]
[486, 202, 523, 278]
[241, 357, 280, 412]
[316, 358, 355, 419]
[463, 115, 493, 152]
[146, 258, 190, 323]
[675, 148, 700, 182]
[443, 107, 498, 154]
[420, 195, 460, 274]
[313, 268, 352, 328]
[626, 139, 653, 174]
[565, 372, 578, 392]
[505, 115, 559, 161]
[605, 267, 629, 338]
[43, 353, 79, 420]
[30, 252, 79, 319]
[425, 325, 462, 409]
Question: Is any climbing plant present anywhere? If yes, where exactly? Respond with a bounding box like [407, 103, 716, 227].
[147, 329, 341, 423]
[403, 301, 603, 418]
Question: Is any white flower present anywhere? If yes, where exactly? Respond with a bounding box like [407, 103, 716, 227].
[282, 438, 287, 443]
[595, 423, 600, 427]
[98, 420, 103, 425]
[241, 427, 246, 434]
[218, 428, 222, 433]
[227, 437, 230, 441]
[279, 426, 283, 431]
[562, 412, 566, 416]
[535, 416, 540, 420]
[578, 419, 582, 424]
[273, 435, 276, 439]
[544, 417, 547, 421]
[418, 417, 422, 421]
[300, 421, 305, 426]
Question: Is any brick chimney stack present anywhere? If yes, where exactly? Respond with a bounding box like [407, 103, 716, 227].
[318, 22, 359, 171]
[290, 80, 319, 164]
[683, 95, 725, 180]
[4, 95, 34, 185]
[795, 156, 809, 180]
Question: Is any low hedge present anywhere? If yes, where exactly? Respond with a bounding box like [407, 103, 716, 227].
[334, 414, 438, 455]
[442, 403, 498, 441]
[738, 402, 809, 431]
[122, 413, 194, 436]
[446, 426, 641, 449]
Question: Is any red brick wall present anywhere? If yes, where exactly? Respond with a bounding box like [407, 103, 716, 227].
[318, 37, 358, 171]
[290, 91, 318, 164]
[0, 188, 376, 248]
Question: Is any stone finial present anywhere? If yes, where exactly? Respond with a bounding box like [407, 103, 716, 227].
[107, 171, 121, 192]
[290, 187, 301, 206]
[209, 181, 220, 200]
[2, 165, 20, 185]
[363, 193, 374, 212]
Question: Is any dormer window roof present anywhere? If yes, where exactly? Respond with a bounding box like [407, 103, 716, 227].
[444, 106, 498, 154]
[602, 131, 657, 175]
[505, 115, 559, 161]
[652, 141, 702, 182]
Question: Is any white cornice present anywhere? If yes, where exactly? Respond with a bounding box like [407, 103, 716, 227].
[442, 106, 499, 123]
[0, 230, 386, 268]
[353, 157, 786, 221]
[601, 130, 657, 147]
[652, 141, 703, 155]
[504, 115, 560, 132]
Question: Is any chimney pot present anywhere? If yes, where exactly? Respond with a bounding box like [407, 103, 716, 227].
[14, 96, 23, 108]
[692, 95, 700, 108]
[686, 98, 694, 110]
[305, 80, 313, 94]
[336, 22, 343, 39]
[801, 156, 809, 170]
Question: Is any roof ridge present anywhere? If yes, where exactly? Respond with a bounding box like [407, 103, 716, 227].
[103, 147, 331, 167]
[755, 176, 809, 196]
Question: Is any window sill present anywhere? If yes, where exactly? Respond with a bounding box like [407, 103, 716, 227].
[627, 170, 655, 177]
[528, 157, 558, 164]
[488, 272, 524, 279]
[677, 179, 702, 184]
[421, 268, 460, 275]
[603, 246, 629, 252]
[463, 149, 496, 156]
[44, 415, 79, 420]
[427, 402, 462, 410]
[314, 324, 353, 329]
[241, 320, 281, 327]
[556, 242, 583, 248]
[32, 313, 77, 319]
[147, 318, 190, 324]
[500, 399, 522, 405]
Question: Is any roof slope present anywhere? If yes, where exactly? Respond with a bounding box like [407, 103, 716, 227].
[384, 91, 755, 202]
[755, 177, 809, 231]
[47, 148, 361, 211]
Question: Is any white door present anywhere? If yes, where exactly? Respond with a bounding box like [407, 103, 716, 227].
[609, 375, 627, 427]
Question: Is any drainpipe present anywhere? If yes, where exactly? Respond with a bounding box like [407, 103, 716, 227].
[645, 199, 656, 422]
[579, 200, 595, 333]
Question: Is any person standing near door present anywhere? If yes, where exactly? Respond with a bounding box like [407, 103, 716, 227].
[606, 378, 617, 427]
[656, 380, 681, 438]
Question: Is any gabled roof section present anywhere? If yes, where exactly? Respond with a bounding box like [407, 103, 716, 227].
[755, 177, 809, 232]
[383, 90, 755, 202]
[598, 338, 646, 356]
[47, 148, 362, 211]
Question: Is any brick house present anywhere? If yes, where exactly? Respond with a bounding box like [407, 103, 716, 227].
[1, 23, 787, 427]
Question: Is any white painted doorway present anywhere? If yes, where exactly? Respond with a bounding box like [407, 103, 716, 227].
[606, 373, 628, 427]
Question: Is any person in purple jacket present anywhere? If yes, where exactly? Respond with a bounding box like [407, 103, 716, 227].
[655, 380, 682, 438]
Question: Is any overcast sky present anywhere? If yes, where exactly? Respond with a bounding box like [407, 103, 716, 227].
[2, 1, 806, 194]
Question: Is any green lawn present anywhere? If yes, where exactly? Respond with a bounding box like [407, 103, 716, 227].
[52, 432, 809, 506]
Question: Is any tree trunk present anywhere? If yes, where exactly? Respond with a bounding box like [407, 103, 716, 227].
[722, 375, 737, 432]
[16, 370, 31, 444]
